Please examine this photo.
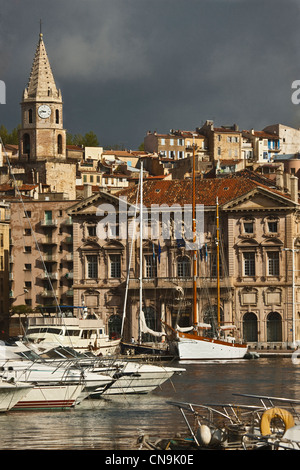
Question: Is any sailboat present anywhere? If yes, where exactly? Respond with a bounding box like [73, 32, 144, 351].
[165, 146, 249, 360]
[120, 162, 170, 356]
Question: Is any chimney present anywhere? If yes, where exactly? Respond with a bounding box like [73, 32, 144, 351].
[84, 183, 92, 198]
[275, 169, 284, 189]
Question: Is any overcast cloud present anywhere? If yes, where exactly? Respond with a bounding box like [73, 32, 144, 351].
[1, 0, 300, 149]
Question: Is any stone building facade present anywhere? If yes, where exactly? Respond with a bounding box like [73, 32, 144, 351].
[68, 173, 300, 349]
[9, 199, 75, 312]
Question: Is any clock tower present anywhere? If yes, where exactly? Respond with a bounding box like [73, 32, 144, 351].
[19, 32, 66, 161]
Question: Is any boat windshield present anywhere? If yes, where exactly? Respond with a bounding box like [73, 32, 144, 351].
[16, 350, 43, 362]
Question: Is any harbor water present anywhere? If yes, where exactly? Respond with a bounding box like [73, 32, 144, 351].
[0, 357, 299, 450]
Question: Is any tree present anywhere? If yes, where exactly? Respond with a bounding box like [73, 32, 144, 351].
[0, 124, 20, 145]
[66, 130, 99, 147]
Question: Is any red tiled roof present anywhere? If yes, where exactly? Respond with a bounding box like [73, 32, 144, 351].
[116, 173, 292, 207]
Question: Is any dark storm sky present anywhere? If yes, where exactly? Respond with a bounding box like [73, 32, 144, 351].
[1, 0, 300, 149]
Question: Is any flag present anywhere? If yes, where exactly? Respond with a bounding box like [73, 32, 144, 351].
[152, 243, 155, 260]
[158, 241, 161, 263]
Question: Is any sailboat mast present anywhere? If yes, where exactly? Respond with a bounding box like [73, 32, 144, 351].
[139, 162, 143, 342]
[192, 141, 197, 328]
[216, 197, 221, 329]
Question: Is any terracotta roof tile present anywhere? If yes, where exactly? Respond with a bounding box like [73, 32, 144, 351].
[116, 172, 292, 207]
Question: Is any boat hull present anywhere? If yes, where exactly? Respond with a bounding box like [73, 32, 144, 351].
[99, 363, 185, 395]
[0, 382, 33, 412]
[12, 383, 84, 410]
[177, 336, 248, 360]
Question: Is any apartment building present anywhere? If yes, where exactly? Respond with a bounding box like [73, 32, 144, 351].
[9, 199, 75, 312]
[68, 172, 300, 349]
[144, 130, 209, 160]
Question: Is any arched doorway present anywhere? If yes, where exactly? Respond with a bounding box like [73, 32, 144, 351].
[108, 314, 121, 339]
[267, 311, 282, 342]
[243, 312, 258, 342]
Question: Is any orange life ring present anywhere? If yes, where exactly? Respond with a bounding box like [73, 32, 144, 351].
[260, 407, 295, 436]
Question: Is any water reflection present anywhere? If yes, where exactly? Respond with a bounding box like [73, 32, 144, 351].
[0, 358, 299, 450]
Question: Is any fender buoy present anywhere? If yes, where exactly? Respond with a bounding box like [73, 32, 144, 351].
[260, 407, 295, 436]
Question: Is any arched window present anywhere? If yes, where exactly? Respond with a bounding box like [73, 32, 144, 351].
[243, 312, 258, 342]
[57, 134, 62, 154]
[177, 255, 191, 277]
[56, 109, 59, 124]
[28, 109, 33, 123]
[267, 311, 282, 342]
[23, 133, 30, 159]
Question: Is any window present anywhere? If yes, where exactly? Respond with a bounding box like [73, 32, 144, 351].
[177, 256, 191, 277]
[110, 254, 121, 278]
[87, 225, 97, 237]
[268, 251, 279, 276]
[24, 264, 31, 271]
[268, 221, 278, 233]
[243, 222, 254, 233]
[24, 246, 31, 253]
[243, 252, 255, 276]
[56, 109, 59, 124]
[86, 255, 98, 279]
[28, 109, 33, 123]
[145, 255, 157, 278]
[57, 134, 62, 154]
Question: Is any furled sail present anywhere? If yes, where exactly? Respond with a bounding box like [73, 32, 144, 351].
[140, 310, 165, 337]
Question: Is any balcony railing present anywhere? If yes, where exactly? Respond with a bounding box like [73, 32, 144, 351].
[40, 289, 58, 297]
[41, 219, 58, 227]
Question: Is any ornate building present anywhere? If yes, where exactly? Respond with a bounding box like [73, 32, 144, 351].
[68, 172, 300, 349]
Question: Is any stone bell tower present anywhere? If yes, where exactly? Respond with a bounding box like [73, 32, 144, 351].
[19, 32, 66, 161]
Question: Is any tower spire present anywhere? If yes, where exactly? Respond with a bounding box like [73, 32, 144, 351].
[25, 29, 59, 101]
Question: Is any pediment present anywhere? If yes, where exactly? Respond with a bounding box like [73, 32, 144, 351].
[68, 191, 126, 216]
[222, 187, 296, 211]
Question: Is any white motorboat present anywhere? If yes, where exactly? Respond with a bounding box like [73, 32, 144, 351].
[24, 313, 120, 356]
[17, 341, 185, 396]
[0, 344, 114, 409]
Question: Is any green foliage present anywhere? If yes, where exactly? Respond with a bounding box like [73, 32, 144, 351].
[0, 125, 20, 145]
[67, 130, 99, 147]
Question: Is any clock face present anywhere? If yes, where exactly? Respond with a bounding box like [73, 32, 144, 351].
[38, 104, 51, 119]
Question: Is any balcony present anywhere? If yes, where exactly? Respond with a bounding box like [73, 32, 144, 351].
[64, 236, 73, 244]
[43, 254, 58, 262]
[39, 236, 58, 245]
[40, 219, 58, 227]
[40, 289, 58, 297]
[127, 276, 234, 290]
[63, 217, 73, 226]
[65, 289, 74, 297]
[39, 272, 58, 280]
